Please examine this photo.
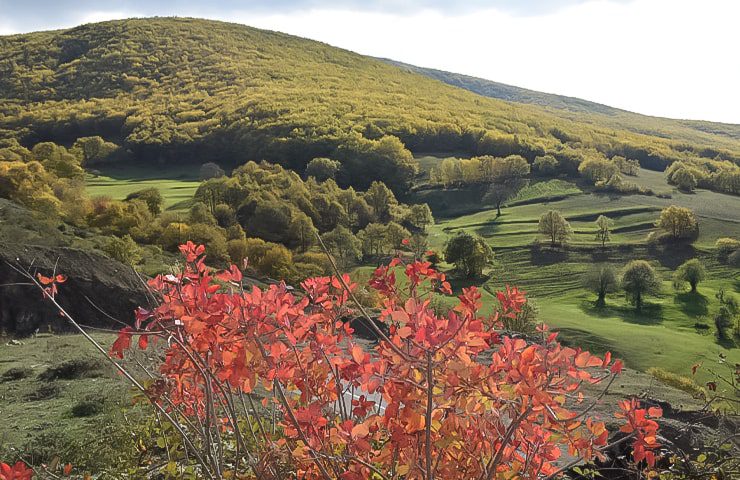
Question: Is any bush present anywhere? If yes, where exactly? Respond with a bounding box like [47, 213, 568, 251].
[38, 358, 104, 381]
[1, 367, 32, 382]
[25, 382, 62, 401]
[715, 237, 739, 258]
[103, 234, 142, 266]
[647, 367, 704, 397]
[71, 395, 106, 417]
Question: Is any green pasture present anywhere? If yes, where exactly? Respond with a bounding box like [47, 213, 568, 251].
[85, 164, 202, 211]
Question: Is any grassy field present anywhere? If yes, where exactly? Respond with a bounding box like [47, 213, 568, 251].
[0, 333, 144, 471]
[85, 164, 202, 211]
[421, 170, 740, 384]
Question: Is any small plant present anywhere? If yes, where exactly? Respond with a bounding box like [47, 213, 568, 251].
[38, 358, 104, 381]
[25, 382, 61, 401]
[71, 394, 106, 417]
[1, 367, 32, 382]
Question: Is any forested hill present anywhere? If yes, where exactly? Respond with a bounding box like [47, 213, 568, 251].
[381, 58, 740, 142]
[1, 17, 739, 187]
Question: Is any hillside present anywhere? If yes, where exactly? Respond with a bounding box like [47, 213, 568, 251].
[1, 17, 739, 181]
[382, 58, 740, 143]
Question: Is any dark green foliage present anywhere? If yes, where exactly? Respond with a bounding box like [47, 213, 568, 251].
[1, 367, 32, 382]
[444, 232, 494, 278]
[25, 382, 62, 401]
[305, 157, 341, 182]
[621, 260, 661, 311]
[71, 394, 106, 417]
[124, 187, 163, 214]
[37, 358, 104, 381]
[199, 162, 225, 180]
[584, 265, 618, 307]
[673, 259, 707, 292]
[103, 234, 142, 265]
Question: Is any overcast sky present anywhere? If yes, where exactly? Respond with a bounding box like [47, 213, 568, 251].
[1, 0, 738, 124]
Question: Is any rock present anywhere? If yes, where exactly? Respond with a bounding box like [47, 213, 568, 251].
[0, 243, 149, 335]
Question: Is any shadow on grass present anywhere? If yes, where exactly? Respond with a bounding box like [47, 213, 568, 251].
[715, 335, 738, 350]
[579, 300, 664, 326]
[673, 291, 709, 318]
[647, 243, 697, 270]
[552, 326, 620, 357]
[447, 274, 490, 293]
[529, 246, 568, 265]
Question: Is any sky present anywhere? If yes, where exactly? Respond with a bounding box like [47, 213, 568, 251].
[1, 0, 738, 124]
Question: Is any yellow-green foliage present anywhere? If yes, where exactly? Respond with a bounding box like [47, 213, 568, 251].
[1, 18, 739, 182]
[647, 367, 705, 398]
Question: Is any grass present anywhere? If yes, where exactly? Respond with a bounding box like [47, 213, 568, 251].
[0, 333, 140, 470]
[85, 163, 202, 211]
[422, 171, 740, 385]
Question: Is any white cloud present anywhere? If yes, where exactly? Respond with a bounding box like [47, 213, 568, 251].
[238, 0, 740, 123]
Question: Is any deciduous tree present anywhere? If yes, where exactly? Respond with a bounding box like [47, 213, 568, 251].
[621, 260, 661, 311]
[444, 231, 493, 278]
[539, 210, 571, 246]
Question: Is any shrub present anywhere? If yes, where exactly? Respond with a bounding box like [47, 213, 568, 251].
[25, 382, 62, 401]
[71, 395, 106, 417]
[647, 367, 704, 397]
[621, 260, 661, 311]
[444, 231, 494, 278]
[101, 242, 660, 478]
[103, 234, 142, 266]
[1, 367, 32, 382]
[672, 258, 707, 292]
[38, 358, 104, 381]
[715, 237, 739, 257]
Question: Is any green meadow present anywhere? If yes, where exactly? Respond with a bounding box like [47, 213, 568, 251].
[85, 164, 202, 211]
[419, 165, 740, 384]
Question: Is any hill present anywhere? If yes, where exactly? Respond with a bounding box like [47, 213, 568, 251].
[382, 58, 740, 143]
[1, 17, 739, 188]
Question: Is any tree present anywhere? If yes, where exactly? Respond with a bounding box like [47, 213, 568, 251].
[656, 205, 698, 242]
[533, 155, 559, 175]
[288, 212, 317, 252]
[358, 223, 387, 257]
[364, 181, 397, 222]
[405, 203, 434, 232]
[673, 259, 706, 293]
[621, 260, 661, 311]
[322, 225, 361, 269]
[199, 162, 225, 180]
[384, 222, 410, 252]
[103, 235, 142, 266]
[538, 210, 571, 246]
[482, 155, 530, 216]
[671, 167, 697, 192]
[578, 157, 618, 184]
[305, 157, 341, 182]
[213, 203, 236, 227]
[125, 187, 163, 214]
[188, 201, 216, 225]
[444, 232, 494, 278]
[584, 265, 618, 307]
[595, 215, 612, 247]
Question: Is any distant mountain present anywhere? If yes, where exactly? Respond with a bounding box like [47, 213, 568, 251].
[0, 17, 738, 177]
[381, 59, 740, 142]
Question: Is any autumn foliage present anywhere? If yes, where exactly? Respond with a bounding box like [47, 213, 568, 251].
[26, 242, 661, 479]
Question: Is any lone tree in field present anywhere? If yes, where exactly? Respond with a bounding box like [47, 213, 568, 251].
[199, 162, 225, 180]
[539, 210, 571, 246]
[584, 265, 618, 307]
[483, 155, 530, 216]
[673, 258, 707, 293]
[594, 215, 612, 247]
[444, 231, 494, 278]
[621, 260, 661, 311]
[655, 205, 698, 242]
